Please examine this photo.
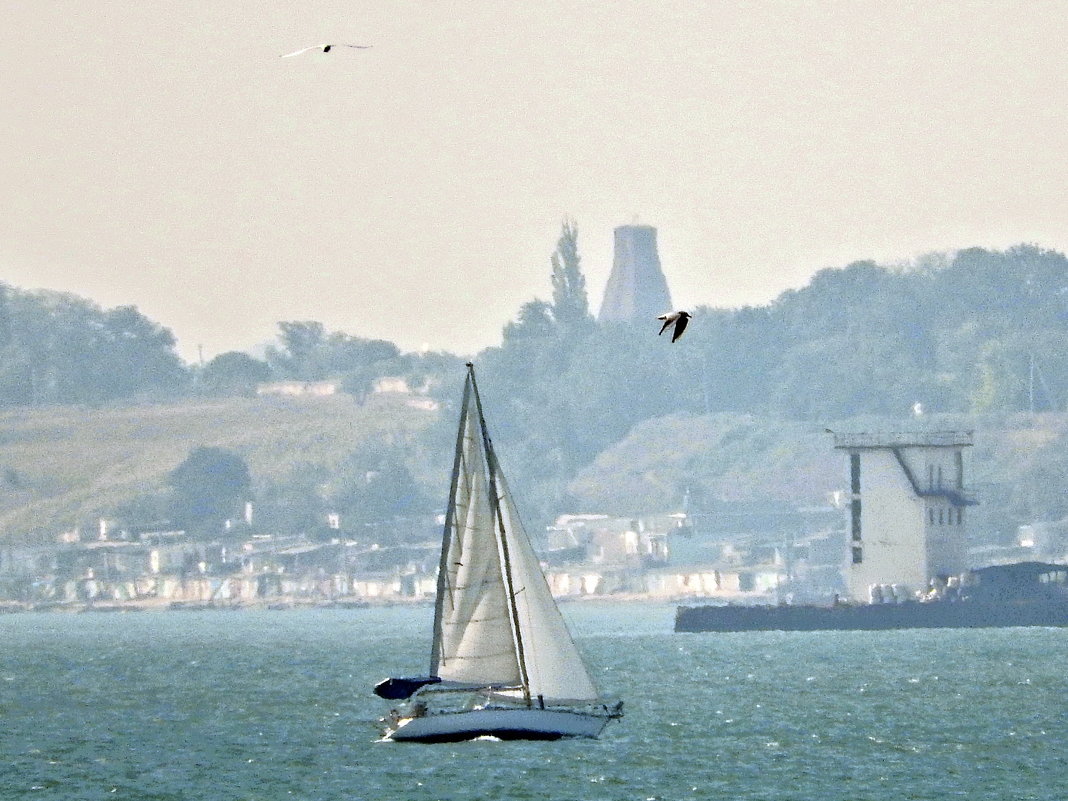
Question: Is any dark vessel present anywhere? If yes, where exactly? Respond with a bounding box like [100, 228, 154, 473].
[675, 562, 1068, 633]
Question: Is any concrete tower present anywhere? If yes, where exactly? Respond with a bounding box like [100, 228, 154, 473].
[598, 225, 673, 322]
[833, 431, 977, 602]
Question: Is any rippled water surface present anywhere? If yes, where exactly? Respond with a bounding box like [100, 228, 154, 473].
[2, 603, 1066, 800]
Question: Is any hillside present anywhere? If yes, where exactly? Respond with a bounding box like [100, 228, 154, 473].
[4, 243, 1068, 542]
[0, 395, 440, 541]
[4, 394, 1068, 548]
[566, 413, 841, 514]
[566, 410, 1068, 544]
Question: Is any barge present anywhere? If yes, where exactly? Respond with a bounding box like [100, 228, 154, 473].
[675, 562, 1068, 633]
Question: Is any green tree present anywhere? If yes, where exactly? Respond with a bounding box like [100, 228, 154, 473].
[169, 447, 251, 530]
[0, 289, 187, 405]
[324, 333, 399, 374]
[256, 462, 331, 535]
[0, 284, 11, 347]
[0, 284, 30, 405]
[98, 305, 186, 399]
[684, 306, 784, 415]
[270, 320, 327, 379]
[502, 299, 557, 342]
[114, 490, 172, 530]
[199, 351, 271, 396]
[550, 219, 592, 333]
[325, 445, 430, 529]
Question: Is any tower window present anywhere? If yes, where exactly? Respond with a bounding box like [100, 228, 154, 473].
[852, 546, 863, 564]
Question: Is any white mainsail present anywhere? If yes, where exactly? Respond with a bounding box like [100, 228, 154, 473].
[432, 383, 521, 687]
[429, 369, 598, 703]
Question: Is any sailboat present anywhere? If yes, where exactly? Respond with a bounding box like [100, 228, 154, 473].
[374, 364, 622, 742]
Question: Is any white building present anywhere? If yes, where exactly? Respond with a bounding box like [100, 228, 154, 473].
[833, 431, 976, 602]
[256, 381, 339, 397]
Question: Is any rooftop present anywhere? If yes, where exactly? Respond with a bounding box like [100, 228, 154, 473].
[833, 430, 973, 449]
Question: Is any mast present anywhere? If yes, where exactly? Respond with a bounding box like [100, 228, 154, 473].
[467, 365, 532, 703]
[428, 366, 474, 675]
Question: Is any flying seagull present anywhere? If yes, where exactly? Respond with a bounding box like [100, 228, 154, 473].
[280, 43, 372, 58]
[657, 310, 691, 342]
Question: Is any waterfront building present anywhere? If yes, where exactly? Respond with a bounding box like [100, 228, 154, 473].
[833, 431, 977, 602]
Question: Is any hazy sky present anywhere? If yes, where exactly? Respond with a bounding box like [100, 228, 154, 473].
[2, 1, 1066, 362]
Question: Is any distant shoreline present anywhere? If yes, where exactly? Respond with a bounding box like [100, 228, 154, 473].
[0, 593, 690, 615]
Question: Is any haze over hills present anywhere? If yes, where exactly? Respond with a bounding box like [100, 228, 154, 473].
[2, 241, 1068, 544]
[5, 2, 1065, 364]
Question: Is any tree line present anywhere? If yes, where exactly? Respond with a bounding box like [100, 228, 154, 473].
[0, 284, 464, 406]
[473, 240, 1068, 527]
[479, 242, 1068, 456]
[5, 241, 1064, 420]
[5, 232, 1068, 537]
[0, 287, 185, 406]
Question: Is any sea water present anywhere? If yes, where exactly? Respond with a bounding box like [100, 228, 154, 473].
[1, 603, 1066, 801]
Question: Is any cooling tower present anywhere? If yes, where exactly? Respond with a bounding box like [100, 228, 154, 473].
[597, 225, 673, 322]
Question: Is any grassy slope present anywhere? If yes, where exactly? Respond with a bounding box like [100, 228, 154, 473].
[0, 395, 438, 541]
[5, 396, 1067, 545]
[567, 413, 842, 515]
[568, 411, 1068, 538]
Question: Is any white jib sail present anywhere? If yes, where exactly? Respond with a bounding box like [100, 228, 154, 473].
[495, 472, 599, 703]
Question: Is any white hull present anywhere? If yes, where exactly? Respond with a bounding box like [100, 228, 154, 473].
[387, 706, 611, 742]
